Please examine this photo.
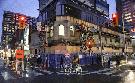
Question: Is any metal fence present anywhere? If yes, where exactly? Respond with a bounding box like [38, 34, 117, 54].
[40, 53, 103, 69]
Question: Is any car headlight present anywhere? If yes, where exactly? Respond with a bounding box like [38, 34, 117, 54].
[26, 73, 29, 77]
[128, 61, 133, 65]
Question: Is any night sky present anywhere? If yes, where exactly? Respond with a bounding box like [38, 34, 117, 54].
[0, 0, 116, 41]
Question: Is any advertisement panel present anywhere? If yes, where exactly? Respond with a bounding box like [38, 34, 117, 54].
[16, 50, 24, 59]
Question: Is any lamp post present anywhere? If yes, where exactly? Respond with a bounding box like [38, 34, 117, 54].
[98, 19, 111, 66]
[122, 14, 126, 53]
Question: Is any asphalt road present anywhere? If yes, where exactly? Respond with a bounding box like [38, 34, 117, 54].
[0, 59, 135, 83]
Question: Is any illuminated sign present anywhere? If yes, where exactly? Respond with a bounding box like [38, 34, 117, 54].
[24, 25, 29, 45]
[16, 50, 24, 59]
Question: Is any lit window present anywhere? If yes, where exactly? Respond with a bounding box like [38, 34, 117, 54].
[124, 13, 131, 16]
[125, 16, 131, 19]
[50, 26, 54, 37]
[70, 26, 75, 36]
[127, 19, 132, 22]
[59, 24, 64, 36]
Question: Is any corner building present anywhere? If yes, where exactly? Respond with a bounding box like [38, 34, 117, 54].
[38, 0, 132, 54]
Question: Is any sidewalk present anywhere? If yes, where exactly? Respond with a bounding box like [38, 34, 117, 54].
[6, 60, 127, 77]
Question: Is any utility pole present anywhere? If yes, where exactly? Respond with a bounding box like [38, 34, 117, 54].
[122, 14, 127, 63]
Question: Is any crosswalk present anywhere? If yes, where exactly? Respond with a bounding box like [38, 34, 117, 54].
[57, 70, 88, 75]
[56, 68, 131, 77]
[1, 71, 16, 80]
[38, 70, 53, 74]
[56, 68, 113, 75]
[83, 68, 129, 77]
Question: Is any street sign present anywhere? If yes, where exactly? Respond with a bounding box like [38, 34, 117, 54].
[16, 50, 24, 59]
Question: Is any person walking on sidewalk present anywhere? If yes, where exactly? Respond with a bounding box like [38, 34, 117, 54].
[72, 55, 79, 69]
[30, 55, 37, 69]
[42, 55, 48, 70]
[37, 55, 42, 70]
[60, 56, 64, 69]
[108, 57, 111, 68]
[116, 56, 120, 67]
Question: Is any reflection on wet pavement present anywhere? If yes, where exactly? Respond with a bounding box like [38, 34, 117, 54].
[22, 70, 44, 77]
[1, 71, 16, 80]
[122, 70, 135, 83]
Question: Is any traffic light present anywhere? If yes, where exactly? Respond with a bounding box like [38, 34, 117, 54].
[86, 38, 95, 49]
[112, 13, 118, 27]
[19, 16, 26, 29]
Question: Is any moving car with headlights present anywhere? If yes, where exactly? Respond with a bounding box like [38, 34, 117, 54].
[127, 60, 135, 66]
[127, 54, 135, 67]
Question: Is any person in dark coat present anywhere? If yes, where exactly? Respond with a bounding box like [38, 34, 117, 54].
[37, 56, 42, 65]
[60, 56, 64, 69]
[116, 56, 120, 67]
[30, 56, 37, 68]
[108, 57, 111, 68]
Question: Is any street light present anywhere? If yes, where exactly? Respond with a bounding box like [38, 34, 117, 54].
[99, 19, 110, 66]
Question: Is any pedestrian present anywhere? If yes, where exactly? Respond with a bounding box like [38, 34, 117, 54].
[37, 55, 42, 69]
[42, 55, 48, 70]
[72, 55, 79, 69]
[108, 57, 111, 68]
[45, 56, 48, 69]
[116, 56, 120, 67]
[60, 56, 64, 69]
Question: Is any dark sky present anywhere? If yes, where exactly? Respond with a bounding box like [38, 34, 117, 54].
[0, 0, 116, 41]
